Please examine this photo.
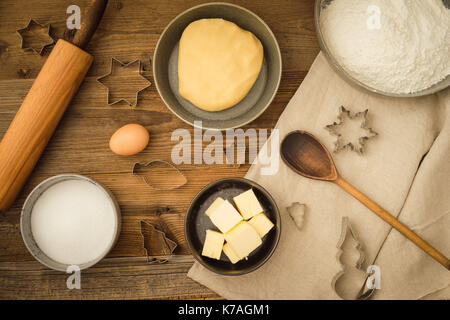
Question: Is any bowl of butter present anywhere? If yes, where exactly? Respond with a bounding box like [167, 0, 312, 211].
[153, 2, 282, 130]
[185, 177, 281, 275]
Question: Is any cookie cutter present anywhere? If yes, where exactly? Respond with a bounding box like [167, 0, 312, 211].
[96, 57, 151, 106]
[286, 202, 307, 230]
[16, 19, 55, 55]
[332, 217, 375, 300]
[325, 106, 378, 154]
[139, 220, 177, 264]
[132, 160, 187, 191]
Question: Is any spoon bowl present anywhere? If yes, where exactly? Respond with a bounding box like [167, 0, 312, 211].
[281, 131, 337, 181]
[280, 130, 450, 270]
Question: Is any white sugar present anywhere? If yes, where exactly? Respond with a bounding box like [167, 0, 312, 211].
[31, 179, 117, 265]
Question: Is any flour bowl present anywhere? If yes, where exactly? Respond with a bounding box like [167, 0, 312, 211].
[315, 0, 450, 97]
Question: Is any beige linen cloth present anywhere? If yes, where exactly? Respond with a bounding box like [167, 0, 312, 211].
[188, 53, 450, 299]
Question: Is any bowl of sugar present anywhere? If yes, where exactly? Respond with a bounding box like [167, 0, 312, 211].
[20, 174, 121, 272]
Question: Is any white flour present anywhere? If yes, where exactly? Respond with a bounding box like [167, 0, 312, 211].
[320, 0, 450, 94]
[31, 179, 117, 265]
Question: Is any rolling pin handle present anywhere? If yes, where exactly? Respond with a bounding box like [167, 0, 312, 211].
[72, 0, 108, 49]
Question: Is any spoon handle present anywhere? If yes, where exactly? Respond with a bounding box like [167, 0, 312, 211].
[334, 176, 450, 270]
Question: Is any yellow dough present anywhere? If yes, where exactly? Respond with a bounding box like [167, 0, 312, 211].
[178, 19, 264, 112]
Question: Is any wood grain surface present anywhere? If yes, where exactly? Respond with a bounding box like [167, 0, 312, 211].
[0, 0, 319, 299]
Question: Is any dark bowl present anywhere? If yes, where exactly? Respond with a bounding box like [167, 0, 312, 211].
[185, 177, 281, 275]
[153, 2, 282, 130]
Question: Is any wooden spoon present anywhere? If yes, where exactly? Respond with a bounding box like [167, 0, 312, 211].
[281, 130, 450, 270]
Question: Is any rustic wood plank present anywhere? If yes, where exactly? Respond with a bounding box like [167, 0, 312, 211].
[0, 69, 307, 262]
[0, 255, 220, 299]
[0, 0, 319, 299]
[0, 0, 317, 80]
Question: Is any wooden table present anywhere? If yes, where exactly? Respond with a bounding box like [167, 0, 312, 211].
[0, 0, 319, 299]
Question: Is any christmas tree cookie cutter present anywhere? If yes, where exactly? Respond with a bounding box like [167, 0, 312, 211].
[16, 19, 55, 55]
[287, 202, 307, 230]
[139, 220, 177, 264]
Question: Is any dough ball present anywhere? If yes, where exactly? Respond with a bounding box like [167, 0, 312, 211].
[178, 19, 264, 112]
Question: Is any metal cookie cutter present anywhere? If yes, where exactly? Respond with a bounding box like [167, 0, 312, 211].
[325, 106, 378, 154]
[132, 160, 187, 191]
[139, 220, 177, 264]
[332, 217, 375, 300]
[97, 57, 151, 106]
[16, 19, 55, 55]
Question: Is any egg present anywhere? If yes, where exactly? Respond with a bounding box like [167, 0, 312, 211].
[109, 124, 149, 156]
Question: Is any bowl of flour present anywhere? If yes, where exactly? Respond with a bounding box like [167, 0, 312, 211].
[20, 174, 121, 271]
[315, 0, 450, 97]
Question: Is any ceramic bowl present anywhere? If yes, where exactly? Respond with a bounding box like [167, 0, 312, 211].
[153, 2, 282, 130]
[315, 0, 450, 97]
[185, 177, 281, 276]
[20, 174, 121, 272]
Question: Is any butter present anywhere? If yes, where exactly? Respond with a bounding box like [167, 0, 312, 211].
[205, 197, 225, 217]
[223, 242, 241, 264]
[201, 229, 224, 260]
[233, 189, 263, 220]
[248, 213, 274, 238]
[224, 221, 262, 259]
[209, 200, 243, 233]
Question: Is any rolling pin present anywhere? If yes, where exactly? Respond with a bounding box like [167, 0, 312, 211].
[0, 0, 108, 212]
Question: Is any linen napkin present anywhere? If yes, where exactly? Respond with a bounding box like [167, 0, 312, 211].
[188, 53, 450, 299]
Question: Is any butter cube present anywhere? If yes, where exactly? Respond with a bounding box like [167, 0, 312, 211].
[233, 189, 263, 220]
[223, 242, 241, 264]
[248, 213, 274, 238]
[224, 221, 262, 259]
[201, 230, 224, 260]
[209, 200, 243, 233]
[205, 197, 225, 217]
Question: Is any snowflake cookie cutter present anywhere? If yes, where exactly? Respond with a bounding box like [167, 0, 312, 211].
[16, 19, 55, 55]
[97, 57, 151, 107]
[325, 106, 378, 154]
[139, 220, 177, 264]
[132, 160, 187, 191]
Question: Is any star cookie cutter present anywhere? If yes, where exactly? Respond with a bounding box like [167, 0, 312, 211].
[16, 19, 55, 55]
[325, 106, 378, 154]
[139, 220, 177, 264]
[97, 57, 151, 106]
[132, 160, 187, 191]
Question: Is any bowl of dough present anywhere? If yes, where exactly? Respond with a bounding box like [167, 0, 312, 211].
[153, 2, 282, 130]
[315, 0, 450, 97]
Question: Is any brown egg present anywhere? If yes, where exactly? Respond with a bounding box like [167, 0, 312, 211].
[109, 124, 149, 156]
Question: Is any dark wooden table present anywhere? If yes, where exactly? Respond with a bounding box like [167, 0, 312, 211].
[0, 0, 319, 299]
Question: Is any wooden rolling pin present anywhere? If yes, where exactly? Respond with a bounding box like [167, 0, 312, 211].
[0, 0, 108, 212]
